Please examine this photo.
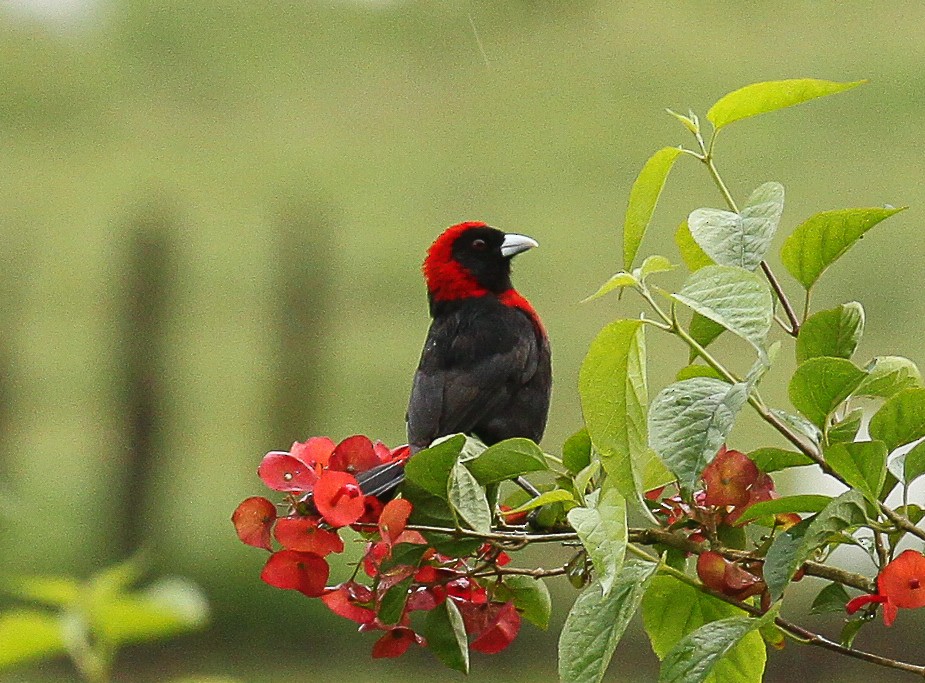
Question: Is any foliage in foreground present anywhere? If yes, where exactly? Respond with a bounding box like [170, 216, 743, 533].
[0, 555, 210, 682]
[234, 78, 925, 681]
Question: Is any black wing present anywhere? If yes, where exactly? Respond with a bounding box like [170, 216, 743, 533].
[406, 299, 544, 452]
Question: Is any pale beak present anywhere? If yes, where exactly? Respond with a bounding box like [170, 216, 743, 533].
[500, 233, 539, 258]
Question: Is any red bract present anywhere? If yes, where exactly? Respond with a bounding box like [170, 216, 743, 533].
[371, 627, 420, 658]
[470, 601, 521, 654]
[258, 452, 319, 492]
[322, 583, 376, 624]
[378, 499, 413, 546]
[702, 446, 759, 506]
[314, 470, 367, 527]
[329, 435, 380, 473]
[847, 550, 925, 625]
[231, 496, 277, 550]
[273, 516, 344, 556]
[260, 550, 329, 597]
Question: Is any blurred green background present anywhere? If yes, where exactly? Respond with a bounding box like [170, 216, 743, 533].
[2, 1, 925, 681]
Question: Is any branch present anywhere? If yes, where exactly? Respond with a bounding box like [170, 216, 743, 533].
[629, 543, 925, 677]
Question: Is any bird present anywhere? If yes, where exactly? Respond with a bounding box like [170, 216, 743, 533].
[357, 221, 552, 498]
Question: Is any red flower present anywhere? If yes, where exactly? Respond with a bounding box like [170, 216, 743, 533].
[273, 516, 344, 556]
[290, 437, 336, 469]
[371, 626, 421, 659]
[696, 551, 765, 600]
[468, 601, 521, 654]
[702, 446, 759, 507]
[260, 550, 329, 597]
[322, 583, 376, 624]
[314, 470, 367, 527]
[378, 499, 413, 547]
[231, 496, 277, 550]
[329, 435, 381, 474]
[847, 550, 925, 625]
[257, 451, 319, 492]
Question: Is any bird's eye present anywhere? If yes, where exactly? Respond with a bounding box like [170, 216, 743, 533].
[471, 238, 487, 251]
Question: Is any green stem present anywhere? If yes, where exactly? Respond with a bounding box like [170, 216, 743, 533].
[697, 131, 800, 336]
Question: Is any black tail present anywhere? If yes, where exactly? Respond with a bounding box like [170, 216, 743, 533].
[356, 460, 407, 499]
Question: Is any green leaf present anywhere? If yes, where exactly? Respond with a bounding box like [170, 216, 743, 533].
[403, 434, 466, 498]
[840, 618, 867, 648]
[732, 494, 832, 525]
[676, 364, 726, 382]
[764, 490, 868, 599]
[827, 408, 864, 444]
[781, 207, 906, 290]
[869, 387, 925, 451]
[448, 462, 491, 533]
[675, 220, 714, 272]
[769, 409, 822, 446]
[563, 428, 592, 475]
[504, 488, 576, 514]
[465, 438, 548, 484]
[796, 302, 864, 364]
[901, 441, 925, 485]
[747, 447, 812, 472]
[688, 182, 784, 271]
[93, 577, 209, 646]
[2, 576, 80, 607]
[424, 599, 469, 674]
[567, 488, 627, 597]
[579, 320, 653, 508]
[857, 356, 923, 399]
[788, 357, 866, 428]
[558, 561, 658, 683]
[643, 575, 765, 683]
[649, 378, 748, 492]
[494, 576, 552, 630]
[673, 265, 773, 355]
[688, 313, 726, 362]
[824, 441, 887, 504]
[0, 610, 66, 669]
[623, 147, 685, 270]
[637, 255, 677, 280]
[707, 78, 865, 130]
[377, 576, 414, 625]
[658, 608, 778, 683]
[582, 272, 638, 303]
[810, 582, 851, 615]
[666, 108, 699, 134]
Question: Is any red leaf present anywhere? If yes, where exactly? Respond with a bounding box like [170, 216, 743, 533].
[273, 516, 344, 556]
[470, 602, 521, 654]
[258, 452, 319, 492]
[231, 496, 277, 550]
[314, 470, 367, 527]
[290, 437, 336, 468]
[260, 550, 329, 597]
[321, 584, 376, 624]
[379, 499, 413, 546]
[329, 435, 380, 474]
[371, 627, 417, 658]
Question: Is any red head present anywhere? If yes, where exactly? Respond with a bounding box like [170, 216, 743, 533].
[422, 221, 543, 331]
[423, 222, 539, 302]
